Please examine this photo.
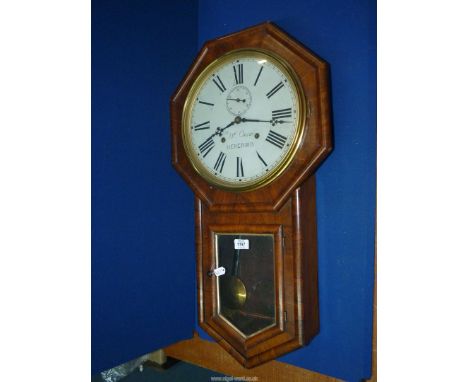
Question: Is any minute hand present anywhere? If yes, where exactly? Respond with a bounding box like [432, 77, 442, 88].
[241, 118, 289, 125]
[241, 118, 271, 123]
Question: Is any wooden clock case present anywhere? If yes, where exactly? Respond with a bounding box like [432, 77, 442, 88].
[171, 22, 332, 368]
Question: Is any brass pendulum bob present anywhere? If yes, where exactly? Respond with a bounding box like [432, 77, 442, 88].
[222, 276, 247, 309]
[220, 243, 247, 309]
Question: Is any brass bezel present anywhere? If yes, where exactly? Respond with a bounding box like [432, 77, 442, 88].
[182, 49, 306, 192]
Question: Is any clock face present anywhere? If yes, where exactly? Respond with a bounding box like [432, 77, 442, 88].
[182, 50, 305, 191]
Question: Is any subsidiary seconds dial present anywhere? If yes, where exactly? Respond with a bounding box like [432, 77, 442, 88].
[182, 50, 305, 191]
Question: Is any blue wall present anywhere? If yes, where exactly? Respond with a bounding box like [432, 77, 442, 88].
[92, 0, 198, 374]
[92, 1, 376, 381]
[197, 1, 376, 381]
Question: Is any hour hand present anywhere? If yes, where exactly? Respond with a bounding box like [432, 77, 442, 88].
[211, 119, 237, 138]
[220, 119, 236, 132]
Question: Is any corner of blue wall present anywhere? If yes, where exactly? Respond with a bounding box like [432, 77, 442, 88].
[93, 1, 375, 380]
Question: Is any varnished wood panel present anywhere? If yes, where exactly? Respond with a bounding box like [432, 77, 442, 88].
[164, 333, 343, 382]
[296, 175, 319, 342]
[196, 175, 318, 368]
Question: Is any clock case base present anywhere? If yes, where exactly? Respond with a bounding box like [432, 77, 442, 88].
[196, 175, 319, 368]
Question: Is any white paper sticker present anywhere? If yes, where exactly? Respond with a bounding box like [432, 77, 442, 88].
[212, 267, 225, 277]
[234, 239, 249, 250]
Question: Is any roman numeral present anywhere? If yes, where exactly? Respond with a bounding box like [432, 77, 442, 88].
[193, 121, 210, 131]
[266, 130, 287, 149]
[236, 157, 244, 177]
[198, 100, 214, 106]
[272, 108, 292, 120]
[198, 137, 215, 157]
[212, 75, 226, 93]
[213, 152, 227, 173]
[266, 82, 284, 98]
[256, 151, 267, 167]
[233, 63, 243, 84]
[254, 66, 263, 86]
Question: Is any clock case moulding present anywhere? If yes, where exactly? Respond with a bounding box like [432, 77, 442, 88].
[171, 22, 332, 368]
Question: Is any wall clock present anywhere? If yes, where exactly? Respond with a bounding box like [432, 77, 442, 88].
[171, 22, 332, 368]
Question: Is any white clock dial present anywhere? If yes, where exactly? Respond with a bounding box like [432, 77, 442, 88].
[182, 50, 305, 191]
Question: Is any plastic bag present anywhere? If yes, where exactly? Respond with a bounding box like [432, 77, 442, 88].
[100, 354, 149, 382]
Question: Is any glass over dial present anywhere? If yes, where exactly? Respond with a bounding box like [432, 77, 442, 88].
[182, 50, 305, 191]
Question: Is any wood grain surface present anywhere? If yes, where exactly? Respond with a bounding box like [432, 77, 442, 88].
[196, 175, 319, 367]
[164, 332, 343, 382]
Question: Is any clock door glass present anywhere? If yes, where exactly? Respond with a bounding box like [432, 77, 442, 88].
[182, 50, 305, 191]
[215, 233, 276, 336]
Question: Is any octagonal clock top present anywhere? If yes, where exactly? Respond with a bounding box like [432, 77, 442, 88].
[172, 21, 332, 210]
